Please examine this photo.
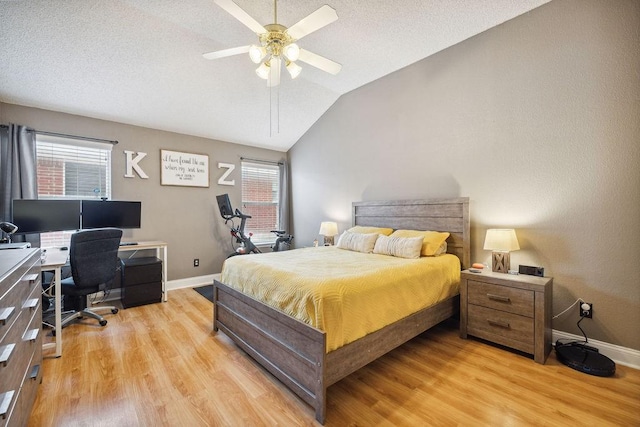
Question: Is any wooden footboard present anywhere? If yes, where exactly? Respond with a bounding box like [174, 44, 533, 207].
[213, 280, 328, 422]
[213, 279, 459, 424]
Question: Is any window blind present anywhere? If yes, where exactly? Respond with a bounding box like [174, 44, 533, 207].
[241, 161, 280, 245]
[36, 134, 112, 200]
[35, 134, 112, 247]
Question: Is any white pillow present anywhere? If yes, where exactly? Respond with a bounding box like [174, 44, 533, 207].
[336, 231, 379, 253]
[373, 235, 423, 259]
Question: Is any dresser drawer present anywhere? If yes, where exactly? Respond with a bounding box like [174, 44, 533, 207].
[468, 280, 534, 317]
[467, 304, 534, 354]
[0, 251, 38, 297]
[0, 268, 40, 344]
[12, 341, 42, 427]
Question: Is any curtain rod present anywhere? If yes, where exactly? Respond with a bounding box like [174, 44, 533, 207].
[240, 156, 283, 166]
[1, 124, 118, 145]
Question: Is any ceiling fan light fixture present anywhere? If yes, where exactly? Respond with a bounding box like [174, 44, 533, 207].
[286, 61, 302, 79]
[256, 61, 270, 79]
[249, 45, 266, 64]
[283, 43, 300, 62]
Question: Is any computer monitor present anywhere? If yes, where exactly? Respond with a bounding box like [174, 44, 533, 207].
[12, 199, 81, 234]
[81, 200, 141, 229]
[216, 194, 234, 219]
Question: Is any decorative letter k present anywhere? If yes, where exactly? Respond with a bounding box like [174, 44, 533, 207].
[124, 151, 149, 179]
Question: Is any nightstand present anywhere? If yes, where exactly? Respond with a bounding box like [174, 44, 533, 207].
[460, 269, 553, 364]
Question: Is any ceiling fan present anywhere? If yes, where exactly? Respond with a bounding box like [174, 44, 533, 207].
[203, 0, 342, 87]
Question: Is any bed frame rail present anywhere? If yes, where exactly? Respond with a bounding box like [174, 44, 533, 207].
[213, 281, 328, 421]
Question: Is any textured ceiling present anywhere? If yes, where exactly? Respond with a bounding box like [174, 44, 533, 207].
[0, 0, 550, 151]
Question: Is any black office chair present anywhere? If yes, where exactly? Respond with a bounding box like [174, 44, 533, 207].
[59, 228, 123, 328]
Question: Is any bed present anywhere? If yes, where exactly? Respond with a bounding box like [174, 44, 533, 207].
[213, 197, 470, 423]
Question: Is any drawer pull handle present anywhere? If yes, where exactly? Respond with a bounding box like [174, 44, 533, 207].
[0, 390, 15, 419]
[23, 273, 40, 285]
[487, 293, 511, 303]
[30, 364, 41, 380]
[0, 343, 16, 367]
[23, 298, 39, 310]
[488, 319, 511, 329]
[0, 307, 15, 325]
[24, 328, 40, 342]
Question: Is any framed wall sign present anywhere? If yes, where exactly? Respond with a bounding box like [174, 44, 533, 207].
[160, 149, 209, 187]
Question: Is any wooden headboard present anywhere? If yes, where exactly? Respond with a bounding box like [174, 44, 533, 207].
[352, 197, 470, 270]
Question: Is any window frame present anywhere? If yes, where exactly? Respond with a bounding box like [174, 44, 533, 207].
[240, 160, 281, 246]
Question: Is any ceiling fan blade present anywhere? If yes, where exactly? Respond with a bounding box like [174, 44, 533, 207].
[286, 5, 338, 40]
[267, 57, 281, 87]
[214, 0, 266, 34]
[202, 45, 250, 60]
[298, 48, 342, 75]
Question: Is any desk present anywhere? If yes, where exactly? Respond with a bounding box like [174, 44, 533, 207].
[40, 240, 168, 357]
[118, 241, 168, 302]
[41, 249, 68, 358]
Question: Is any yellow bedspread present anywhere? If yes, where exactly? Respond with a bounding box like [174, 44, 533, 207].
[220, 246, 461, 352]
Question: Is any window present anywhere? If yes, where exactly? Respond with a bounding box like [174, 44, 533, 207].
[241, 161, 280, 245]
[36, 134, 113, 247]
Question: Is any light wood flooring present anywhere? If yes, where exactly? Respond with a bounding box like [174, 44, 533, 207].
[30, 288, 640, 426]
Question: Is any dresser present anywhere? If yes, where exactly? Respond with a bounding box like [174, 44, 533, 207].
[460, 269, 553, 364]
[0, 249, 43, 426]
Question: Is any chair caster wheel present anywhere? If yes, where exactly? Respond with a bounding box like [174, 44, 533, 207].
[99, 320, 108, 327]
[111, 308, 119, 314]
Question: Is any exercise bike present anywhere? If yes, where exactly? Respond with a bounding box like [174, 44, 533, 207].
[270, 229, 294, 252]
[217, 194, 293, 257]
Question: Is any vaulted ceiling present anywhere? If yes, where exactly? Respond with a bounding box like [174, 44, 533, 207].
[0, 0, 550, 151]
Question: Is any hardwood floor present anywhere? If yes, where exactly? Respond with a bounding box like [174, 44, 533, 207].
[30, 288, 639, 426]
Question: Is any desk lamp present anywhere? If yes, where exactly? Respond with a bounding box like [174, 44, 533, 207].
[483, 228, 520, 273]
[318, 221, 338, 246]
[0, 222, 18, 243]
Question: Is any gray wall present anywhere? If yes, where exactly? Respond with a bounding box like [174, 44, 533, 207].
[288, 0, 640, 350]
[0, 102, 285, 281]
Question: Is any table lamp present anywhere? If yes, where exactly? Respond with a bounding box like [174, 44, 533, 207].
[318, 221, 338, 246]
[483, 228, 520, 273]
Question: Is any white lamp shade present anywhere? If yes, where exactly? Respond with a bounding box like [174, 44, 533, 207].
[318, 221, 338, 236]
[286, 61, 302, 79]
[283, 43, 300, 61]
[483, 229, 520, 251]
[255, 62, 270, 79]
[249, 45, 266, 64]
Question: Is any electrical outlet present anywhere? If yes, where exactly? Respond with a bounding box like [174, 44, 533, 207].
[580, 302, 593, 318]
[193, 259, 199, 267]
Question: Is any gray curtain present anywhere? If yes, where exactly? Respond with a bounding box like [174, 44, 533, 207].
[0, 124, 38, 242]
[278, 160, 290, 234]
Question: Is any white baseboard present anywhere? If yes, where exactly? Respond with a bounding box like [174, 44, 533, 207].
[553, 329, 640, 370]
[89, 274, 220, 304]
[167, 273, 220, 291]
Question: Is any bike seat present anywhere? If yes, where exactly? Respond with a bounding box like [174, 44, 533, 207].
[271, 230, 286, 234]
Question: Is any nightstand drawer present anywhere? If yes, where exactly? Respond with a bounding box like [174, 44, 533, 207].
[468, 280, 534, 317]
[467, 305, 534, 354]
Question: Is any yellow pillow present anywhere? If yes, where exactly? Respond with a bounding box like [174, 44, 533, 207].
[347, 226, 394, 236]
[390, 230, 450, 256]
